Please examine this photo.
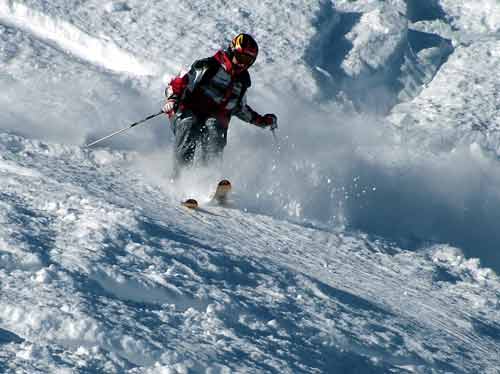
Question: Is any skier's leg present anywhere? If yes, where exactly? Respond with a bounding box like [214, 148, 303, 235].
[201, 117, 227, 166]
[171, 112, 202, 175]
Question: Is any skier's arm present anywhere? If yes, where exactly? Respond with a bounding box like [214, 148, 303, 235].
[163, 59, 213, 117]
[235, 94, 278, 129]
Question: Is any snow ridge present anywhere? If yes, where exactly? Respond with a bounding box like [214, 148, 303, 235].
[0, 0, 157, 76]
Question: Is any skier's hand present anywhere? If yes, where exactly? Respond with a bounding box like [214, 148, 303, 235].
[256, 113, 278, 130]
[266, 114, 278, 130]
[163, 98, 178, 118]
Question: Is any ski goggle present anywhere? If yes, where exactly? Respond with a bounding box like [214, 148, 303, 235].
[233, 51, 256, 66]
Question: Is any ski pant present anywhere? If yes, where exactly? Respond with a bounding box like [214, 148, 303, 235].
[170, 110, 228, 173]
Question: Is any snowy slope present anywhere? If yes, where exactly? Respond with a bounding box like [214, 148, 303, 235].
[1, 0, 500, 373]
[1, 134, 499, 373]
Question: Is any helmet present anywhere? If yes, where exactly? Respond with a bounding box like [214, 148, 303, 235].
[229, 33, 259, 66]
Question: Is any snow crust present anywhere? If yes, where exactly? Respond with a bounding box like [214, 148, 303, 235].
[1, 0, 500, 372]
[342, 1, 406, 77]
[390, 39, 500, 150]
[440, 0, 500, 34]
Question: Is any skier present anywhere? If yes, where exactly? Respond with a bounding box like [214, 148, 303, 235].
[163, 33, 278, 177]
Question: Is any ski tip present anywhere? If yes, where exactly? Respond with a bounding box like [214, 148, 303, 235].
[217, 179, 232, 194]
[182, 198, 199, 209]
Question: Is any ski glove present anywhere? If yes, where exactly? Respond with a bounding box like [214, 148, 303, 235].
[163, 98, 178, 118]
[255, 113, 278, 130]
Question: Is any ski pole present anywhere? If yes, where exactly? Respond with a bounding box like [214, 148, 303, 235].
[85, 110, 164, 148]
[271, 128, 278, 142]
[271, 127, 281, 153]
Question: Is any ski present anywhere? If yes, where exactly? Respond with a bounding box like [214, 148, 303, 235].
[210, 179, 232, 205]
[181, 198, 199, 209]
[181, 179, 232, 209]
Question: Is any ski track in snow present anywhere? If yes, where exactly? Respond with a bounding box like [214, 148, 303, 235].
[0, 0, 158, 76]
